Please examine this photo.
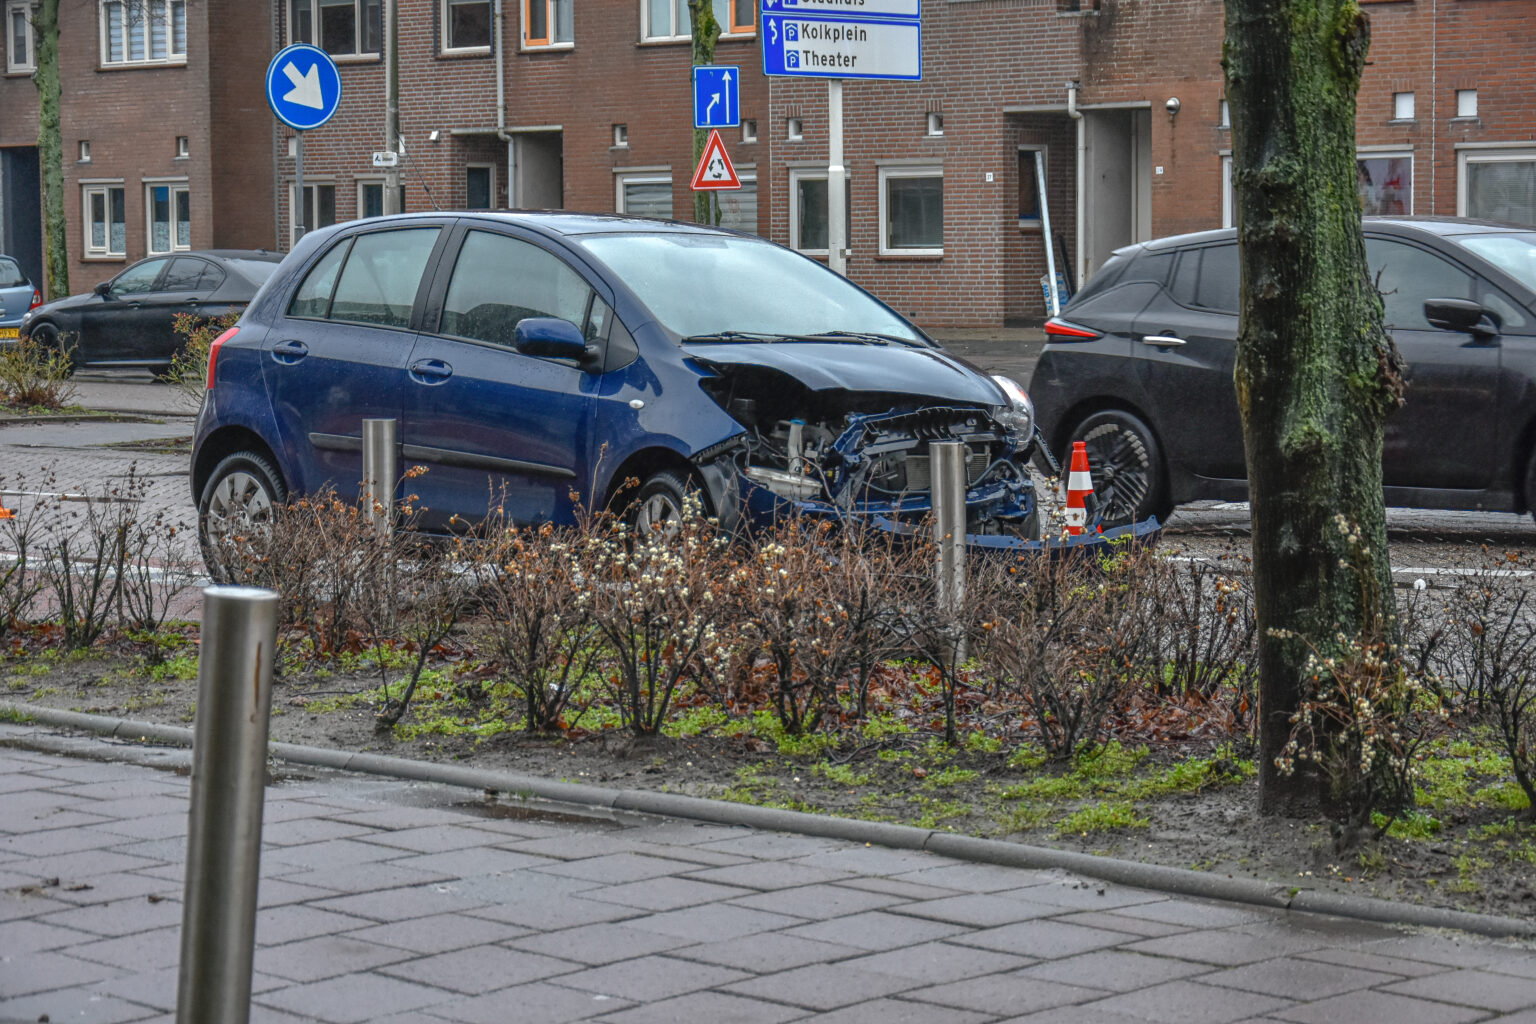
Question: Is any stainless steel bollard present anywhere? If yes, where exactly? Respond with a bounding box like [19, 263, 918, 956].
[931, 440, 968, 624]
[176, 586, 280, 1024]
[362, 417, 398, 538]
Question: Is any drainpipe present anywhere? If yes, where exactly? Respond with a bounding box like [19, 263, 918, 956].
[495, 0, 514, 207]
[1067, 81, 1085, 290]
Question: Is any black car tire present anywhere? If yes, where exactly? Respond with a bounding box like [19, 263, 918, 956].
[198, 451, 287, 582]
[1064, 409, 1172, 528]
[1526, 445, 1536, 526]
[28, 323, 74, 378]
[630, 469, 702, 539]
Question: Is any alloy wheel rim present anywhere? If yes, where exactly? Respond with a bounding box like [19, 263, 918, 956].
[635, 492, 682, 538]
[204, 471, 274, 543]
[1082, 422, 1152, 524]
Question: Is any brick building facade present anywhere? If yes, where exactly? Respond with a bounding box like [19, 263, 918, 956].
[1, 0, 1532, 329]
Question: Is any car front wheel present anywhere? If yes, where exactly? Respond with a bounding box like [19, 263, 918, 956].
[1064, 409, 1172, 528]
[198, 451, 287, 581]
[630, 469, 704, 540]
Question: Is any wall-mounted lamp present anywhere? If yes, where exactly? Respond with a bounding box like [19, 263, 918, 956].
[1165, 96, 1181, 115]
[428, 129, 441, 142]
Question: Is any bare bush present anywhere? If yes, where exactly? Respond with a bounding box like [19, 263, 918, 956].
[0, 335, 77, 410]
[0, 474, 48, 637]
[117, 508, 201, 655]
[372, 536, 476, 731]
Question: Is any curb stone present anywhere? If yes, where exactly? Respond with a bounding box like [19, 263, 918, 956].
[3, 699, 1533, 941]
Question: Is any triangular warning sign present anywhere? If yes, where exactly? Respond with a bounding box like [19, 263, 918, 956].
[690, 129, 742, 191]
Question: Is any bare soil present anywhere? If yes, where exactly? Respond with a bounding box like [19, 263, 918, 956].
[6, 640, 1535, 923]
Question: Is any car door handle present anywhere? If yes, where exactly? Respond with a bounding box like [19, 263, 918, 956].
[410, 358, 453, 383]
[128, 301, 142, 309]
[1141, 334, 1187, 347]
[271, 339, 309, 363]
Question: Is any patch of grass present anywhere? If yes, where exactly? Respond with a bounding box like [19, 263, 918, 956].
[148, 654, 198, 683]
[1056, 801, 1149, 836]
[666, 706, 731, 739]
[301, 690, 377, 713]
[998, 801, 1053, 833]
[1357, 847, 1389, 875]
[925, 766, 979, 788]
[393, 711, 511, 742]
[963, 731, 1003, 754]
[1449, 853, 1491, 894]
[813, 761, 873, 787]
[1372, 809, 1442, 840]
[906, 796, 971, 829]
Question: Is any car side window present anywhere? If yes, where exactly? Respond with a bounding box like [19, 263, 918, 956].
[1481, 285, 1529, 333]
[162, 257, 212, 292]
[440, 230, 593, 347]
[1169, 249, 1200, 307]
[110, 258, 169, 296]
[328, 228, 442, 328]
[1366, 238, 1474, 331]
[1195, 244, 1239, 313]
[288, 238, 352, 319]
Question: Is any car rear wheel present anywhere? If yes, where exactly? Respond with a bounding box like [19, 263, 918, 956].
[1064, 409, 1172, 528]
[1526, 445, 1536, 527]
[198, 451, 287, 582]
[28, 323, 74, 378]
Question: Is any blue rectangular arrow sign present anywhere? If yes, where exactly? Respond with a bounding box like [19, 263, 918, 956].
[693, 66, 741, 129]
[762, 13, 921, 81]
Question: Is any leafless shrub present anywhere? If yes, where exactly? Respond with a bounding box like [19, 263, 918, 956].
[0, 473, 48, 637]
[0, 335, 77, 410]
[117, 508, 201, 656]
[37, 478, 139, 650]
[372, 535, 477, 731]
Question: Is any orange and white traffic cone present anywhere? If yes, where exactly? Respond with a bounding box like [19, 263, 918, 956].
[0, 502, 13, 520]
[1064, 441, 1093, 536]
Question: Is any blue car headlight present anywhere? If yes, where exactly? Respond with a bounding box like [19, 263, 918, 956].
[991, 375, 1036, 446]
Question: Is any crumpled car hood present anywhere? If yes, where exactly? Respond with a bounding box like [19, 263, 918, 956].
[687, 342, 1005, 406]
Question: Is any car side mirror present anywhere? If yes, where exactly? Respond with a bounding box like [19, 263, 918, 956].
[1424, 298, 1498, 339]
[93, 280, 112, 297]
[514, 317, 590, 361]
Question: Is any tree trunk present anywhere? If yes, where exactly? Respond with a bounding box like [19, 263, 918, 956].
[32, 0, 68, 299]
[1222, 0, 1404, 815]
[688, 0, 722, 225]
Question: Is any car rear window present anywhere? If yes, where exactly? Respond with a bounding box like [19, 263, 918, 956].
[223, 258, 281, 285]
[0, 258, 24, 288]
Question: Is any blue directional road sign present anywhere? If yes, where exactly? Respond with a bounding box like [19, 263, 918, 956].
[265, 43, 343, 132]
[761, 0, 921, 82]
[693, 65, 740, 129]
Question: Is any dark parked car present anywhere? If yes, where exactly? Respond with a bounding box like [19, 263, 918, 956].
[1030, 217, 1536, 526]
[191, 212, 1061, 568]
[0, 254, 40, 344]
[20, 250, 282, 373]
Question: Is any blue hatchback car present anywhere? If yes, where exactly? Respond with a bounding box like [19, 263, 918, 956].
[191, 212, 1046, 565]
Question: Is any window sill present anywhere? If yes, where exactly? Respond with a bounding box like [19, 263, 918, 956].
[1387, 118, 1418, 126]
[1017, 218, 1042, 231]
[5, 68, 35, 76]
[877, 251, 944, 260]
[521, 42, 574, 53]
[720, 30, 757, 41]
[98, 59, 188, 71]
[82, 255, 128, 262]
[440, 46, 493, 58]
[332, 53, 382, 64]
[638, 36, 690, 46]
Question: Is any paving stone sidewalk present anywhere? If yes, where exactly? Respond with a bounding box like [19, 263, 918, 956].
[3, 731, 1536, 1023]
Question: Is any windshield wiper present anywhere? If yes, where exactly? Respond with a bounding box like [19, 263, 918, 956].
[809, 330, 932, 347]
[681, 331, 788, 344]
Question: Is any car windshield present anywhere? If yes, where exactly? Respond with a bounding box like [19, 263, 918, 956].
[1454, 232, 1536, 292]
[576, 232, 926, 344]
[224, 258, 282, 284]
[0, 258, 25, 288]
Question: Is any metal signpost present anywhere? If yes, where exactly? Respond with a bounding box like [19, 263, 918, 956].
[265, 43, 343, 241]
[693, 65, 741, 129]
[761, 0, 922, 276]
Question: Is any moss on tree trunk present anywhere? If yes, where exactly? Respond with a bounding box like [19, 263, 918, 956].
[689, 0, 722, 225]
[32, 0, 68, 299]
[1222, 0, 1405, 816]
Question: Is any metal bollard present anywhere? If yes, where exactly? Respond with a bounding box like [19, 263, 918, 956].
[176, 586, 280, 1024]
[362, 417, 398, 538]
[931, 440, 968, 635]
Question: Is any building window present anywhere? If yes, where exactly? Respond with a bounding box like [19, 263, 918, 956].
[290, 0, 380, 57]
[101, 0, 187, 66]
[789, 168, 849, 256]
[358, 180, 383, 219]
[6, 1, 34, 74]
[1392, 91, 1415, 121]
[1459, 149, 1536, 228]
[1221, 154, 1232, 228]
[879, 166, 942, 256]
[291, 182, 337, 245]
[786, 118, 802, 142]
[714, 0, 753, 35]
[715, 172, 757, 234]
[642, 0, 687, 41]
[741, 119, 756, 144]
[83, 184, 127, 258]
[612, 124, 628, 148]
[523, 0, 572, 47]
[926, 112, 944, 137]
[1018, 147, 1044, 223]
[78, 140, 92, 163]
[441, 0, 491, 50]
[1219, 99, 1230, 129]
[1357, 153, 1412, 215]
[466, 164, 495, 209]
[146, 182, 190, 254]
[1456, 89, 1478, 119]
[175, 135, 189, 158]
[615, 172, 672, 219]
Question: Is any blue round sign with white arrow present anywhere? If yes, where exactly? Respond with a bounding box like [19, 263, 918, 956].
[265, 43, 342, 131]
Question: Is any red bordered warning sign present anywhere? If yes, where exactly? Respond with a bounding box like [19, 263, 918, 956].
[690, 129, 742, 191]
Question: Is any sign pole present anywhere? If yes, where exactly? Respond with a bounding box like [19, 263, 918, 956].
[294, 132, 305, 241]
[1036, 149, 1059, 316]
[827, 79, 846, 276]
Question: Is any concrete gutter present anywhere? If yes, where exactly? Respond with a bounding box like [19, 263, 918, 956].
[3, 700, 1532, 941]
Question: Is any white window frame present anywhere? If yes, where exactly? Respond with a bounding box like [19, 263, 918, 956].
[1456, 89, 1478, 120]
[82, 182, 127, 259]
[6, 0, 35, 74]
[878, 164, 943, 257]
[144, 180, 190, 256]
[614, 170, 672, 219]
[926, 112, 944, 137]
[521, 0, 573, 49]
[440, 0, 491, 52]
[1356, 149, 1413, 216]
[175, 135, 189, 158]
[788, 167, 850, 256]
[786, 118, 803, 142]
[289, 0, 379, 58]
[289, 180, 338, 246]
[1392, 91, 1415, 122]
[641, 0, 688, 42]
[355, 177, 384, 220]
[99, 0, 187, 67]
[78, 139, 92, 163]
[741, 119, 757, 144]
[1221, 153, 1232, 229]
[465, 162, 497, 209]
[1457, 146, 1536, 222]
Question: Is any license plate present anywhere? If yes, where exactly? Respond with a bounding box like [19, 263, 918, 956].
[0, 328, 18, 340]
